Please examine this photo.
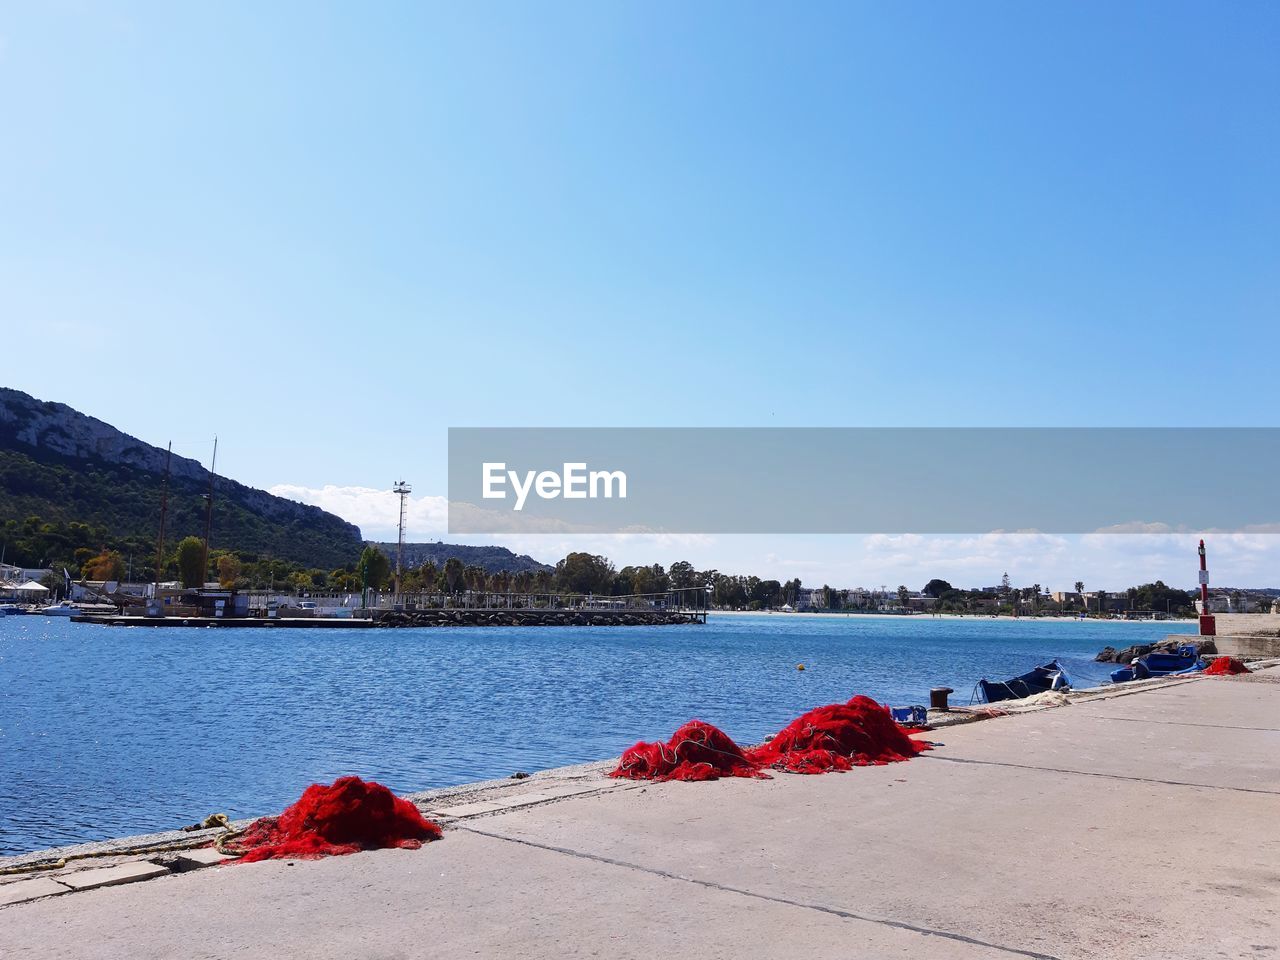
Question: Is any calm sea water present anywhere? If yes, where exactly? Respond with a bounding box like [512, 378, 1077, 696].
[0, 613, 1191, 855]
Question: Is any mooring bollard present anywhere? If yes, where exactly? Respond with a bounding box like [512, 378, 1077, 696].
[930, 686, 954, 711]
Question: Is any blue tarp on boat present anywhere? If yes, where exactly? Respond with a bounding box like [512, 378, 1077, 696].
[1111, 645, 1205, 683]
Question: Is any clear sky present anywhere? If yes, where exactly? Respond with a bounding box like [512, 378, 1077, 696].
[3, 2, 1278, 588]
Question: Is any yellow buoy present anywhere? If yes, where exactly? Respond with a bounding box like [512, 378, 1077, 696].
[796, 663, 805, 671]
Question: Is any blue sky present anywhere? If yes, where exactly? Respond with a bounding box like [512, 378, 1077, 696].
[3, 2, 1278, 587]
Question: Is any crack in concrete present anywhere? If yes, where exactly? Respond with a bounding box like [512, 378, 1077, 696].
[1078, 715, 1280, 733]
[925, 755, 1279, 795]
[458, 824, 1065, 960]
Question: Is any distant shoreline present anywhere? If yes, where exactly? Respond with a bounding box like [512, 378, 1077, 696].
[709, 609, 1196, 625]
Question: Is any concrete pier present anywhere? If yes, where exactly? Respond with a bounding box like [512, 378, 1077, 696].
[71, 608, 706, 629]
[1, 667, 1277, 959]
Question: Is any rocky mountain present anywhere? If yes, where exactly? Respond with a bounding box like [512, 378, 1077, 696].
[0, 388, 365, 570]
[371, 541, 552, 574]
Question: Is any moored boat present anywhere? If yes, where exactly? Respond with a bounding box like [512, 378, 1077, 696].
[1111, 645, 1204, 683]
[39, 601, 81, 617]
[977, 659, 1071, 703]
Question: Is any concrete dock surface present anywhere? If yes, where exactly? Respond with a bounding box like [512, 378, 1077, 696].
[1, 668, 1277, 959]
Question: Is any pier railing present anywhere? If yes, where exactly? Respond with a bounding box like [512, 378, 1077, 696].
[242, 587, 708, 617]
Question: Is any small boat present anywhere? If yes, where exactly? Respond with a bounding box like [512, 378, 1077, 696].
[39, 601, 81, 617]
[0, 604, 26, 616]
[1111, 645, 1204, 683]
[977, 660, 1072, 703]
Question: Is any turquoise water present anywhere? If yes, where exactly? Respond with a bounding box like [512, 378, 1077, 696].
[0, 613, 1191, 855]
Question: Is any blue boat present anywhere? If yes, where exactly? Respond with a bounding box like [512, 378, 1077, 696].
[977, 660, 1071, 703]
[890, 705, 928, 727]
[1110, 645, 1204, 683]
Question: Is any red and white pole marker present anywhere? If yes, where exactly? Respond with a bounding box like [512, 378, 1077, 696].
[1198, 539, 1216, 636]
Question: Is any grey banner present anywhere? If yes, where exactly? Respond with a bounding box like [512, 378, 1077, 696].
[447, 428, 1280, 534]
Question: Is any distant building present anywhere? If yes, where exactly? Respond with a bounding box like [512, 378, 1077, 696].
[1082, 591, 1129, 612]
[0, 563, 52, 583]
[69, 580, 120, 601]
[0, 579, 50, 601]
[1197, 595, 1231, 614]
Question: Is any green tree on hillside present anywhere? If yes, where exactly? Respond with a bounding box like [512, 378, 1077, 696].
[81, 549, 126, 582]
[215, 554, 242, 588]
[712, 574, 747, 608]
[359, 546, 391, 591]
[175, 537, 205, 588]
[463, 564, 487, 593]
[1127, 581, 1195, 614]
[782, 578, 802, 606]
[554, 552, 614, 595]
[668, 560, 697, 589]
[752, 579, 782, 608]
[441, 556, 465, 594]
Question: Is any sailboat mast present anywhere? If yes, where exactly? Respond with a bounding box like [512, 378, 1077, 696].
[200, 436, 218, 588]
[154, 442, 172, 593]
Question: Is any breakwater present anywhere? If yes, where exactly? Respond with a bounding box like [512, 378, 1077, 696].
[372, 608, 703, 627]
[70, 608, 704, 629]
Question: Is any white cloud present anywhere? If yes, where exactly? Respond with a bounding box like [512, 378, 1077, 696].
[263, 482, 1280, 588]
[268, 484, 447, 540]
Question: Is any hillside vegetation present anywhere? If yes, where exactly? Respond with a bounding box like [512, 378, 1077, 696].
[0, 388, 364, 573]
[371, 541, 552, 574]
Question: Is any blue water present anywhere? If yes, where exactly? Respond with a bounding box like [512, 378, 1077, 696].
[0, 613, 1190, 855]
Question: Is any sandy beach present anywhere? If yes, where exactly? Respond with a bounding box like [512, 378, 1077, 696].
[709, 609, 1194, 625]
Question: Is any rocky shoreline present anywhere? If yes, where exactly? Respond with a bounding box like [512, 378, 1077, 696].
[1094, 636, 1216, 663]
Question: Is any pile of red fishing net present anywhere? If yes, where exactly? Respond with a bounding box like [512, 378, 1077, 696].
[1204, 657, 1252, 676]
[610, 696, 930, 782]
[611, 719, 768, 782]
[747, 695, 932, 773]
[227, 776, 442, 863]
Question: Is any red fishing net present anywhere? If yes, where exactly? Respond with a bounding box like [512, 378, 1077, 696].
[226, 776, 443, 863]
[1204, 657, 1252, 676]
[747, 695, 932, 774]
[610, 697, 931, 781]
[610, 720, 768, 782]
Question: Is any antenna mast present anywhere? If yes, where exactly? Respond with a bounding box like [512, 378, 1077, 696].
[393, 479, 411, 595]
